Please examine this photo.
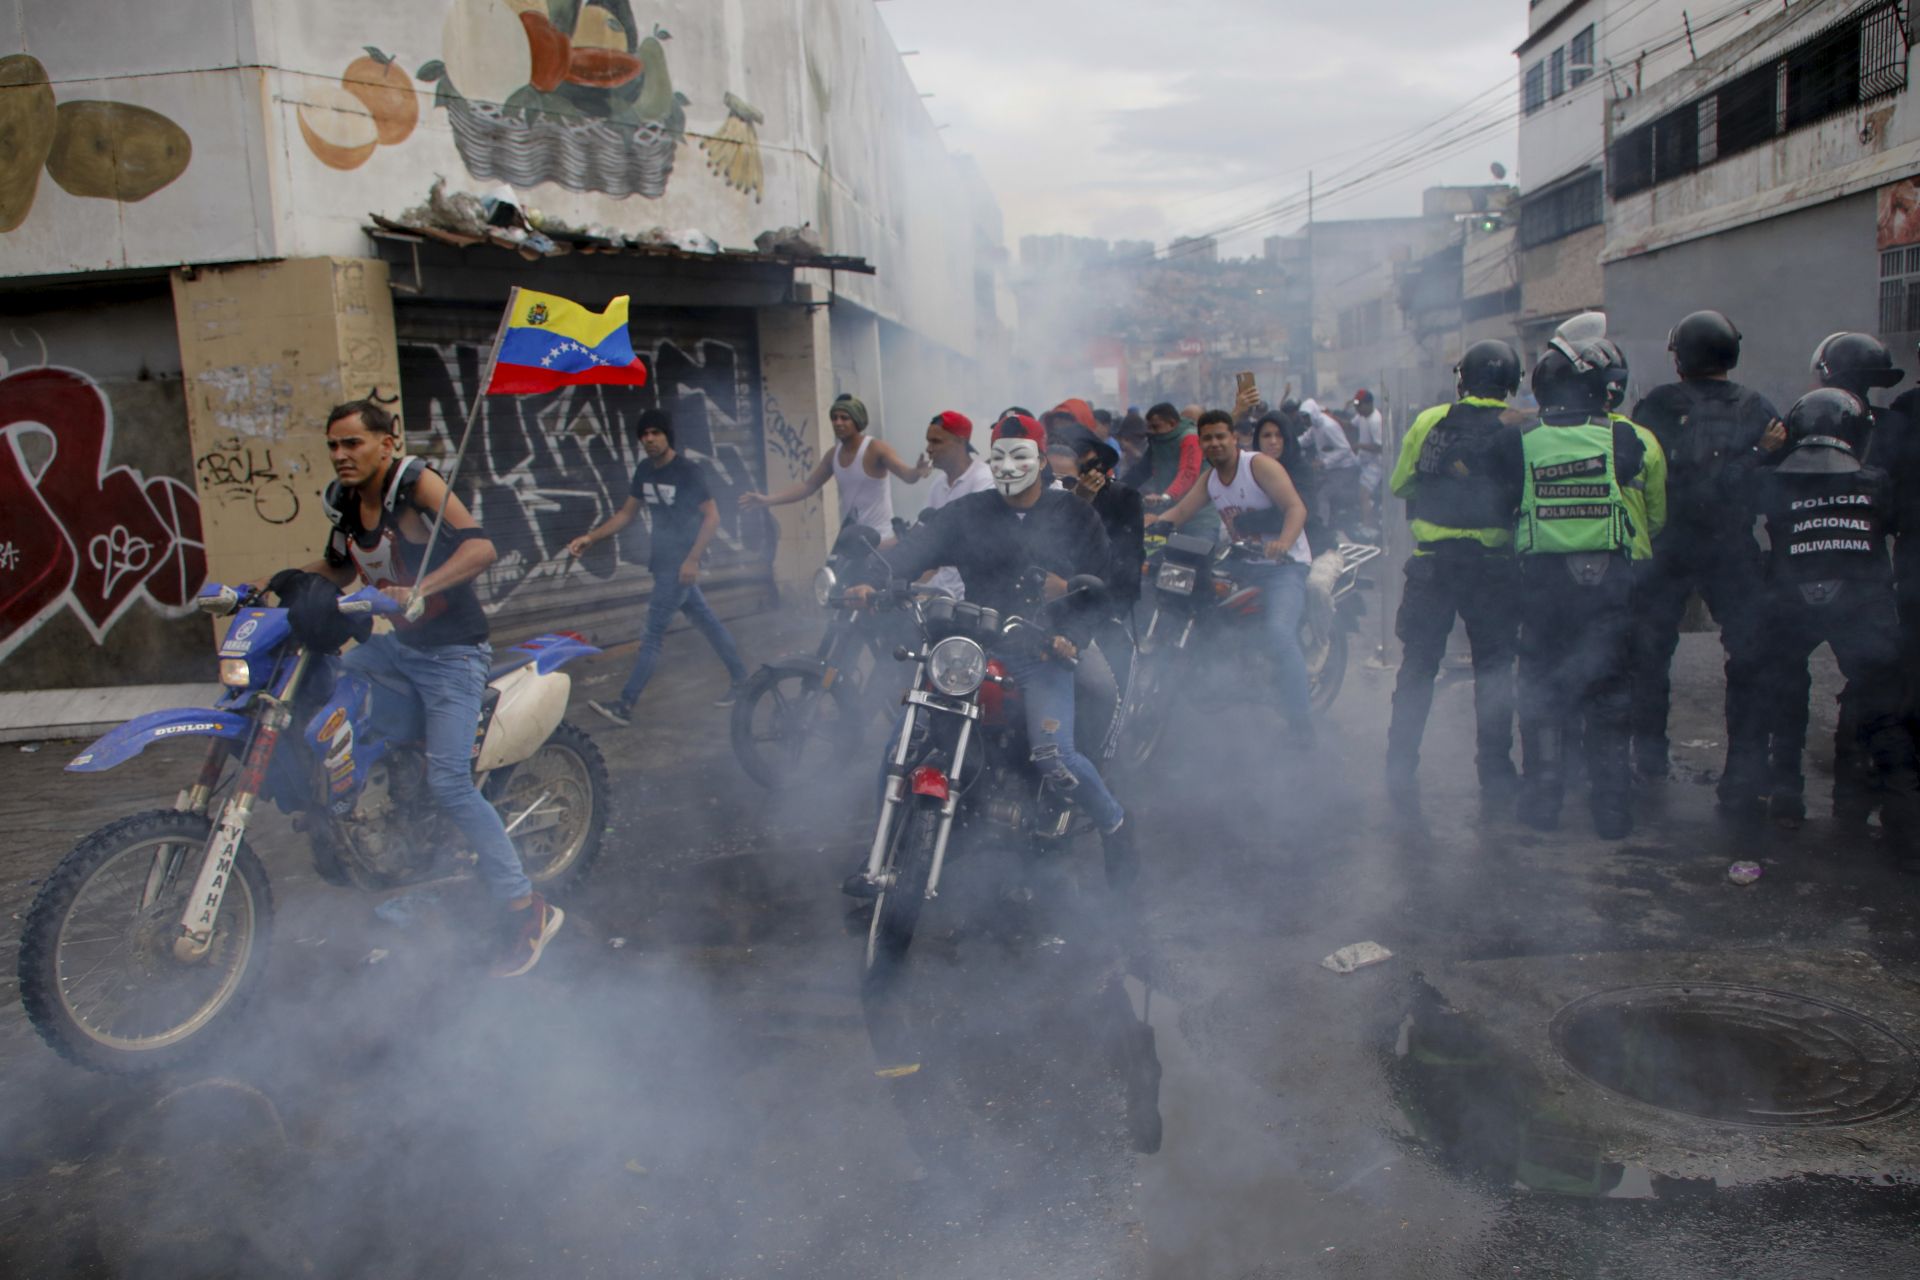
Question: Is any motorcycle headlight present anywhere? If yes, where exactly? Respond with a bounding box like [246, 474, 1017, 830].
[218, 658, 252, 688]
[813, 565, 838, 607]
[1156, 563, 1197, 595]
[926, 636, 987, 697]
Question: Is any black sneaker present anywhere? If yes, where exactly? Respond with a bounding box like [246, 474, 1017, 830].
[588, 699, 633, 727]
[714, 679, 751, 707]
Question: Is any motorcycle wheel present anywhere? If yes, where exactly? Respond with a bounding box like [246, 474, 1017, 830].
[487, 721, 609, 896]
[731, 665, 858, 789]
[864, 801, 939, 976]
[1117, 656, 1172, 772]
[1306, 622, 1349, 714]
[17, 809, 273, 1075]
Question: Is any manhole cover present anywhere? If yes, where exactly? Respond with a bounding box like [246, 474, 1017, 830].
[1550, 983, 1920, 1127]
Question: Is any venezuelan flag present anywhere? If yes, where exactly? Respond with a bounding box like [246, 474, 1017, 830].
[485, 290, 650, 395]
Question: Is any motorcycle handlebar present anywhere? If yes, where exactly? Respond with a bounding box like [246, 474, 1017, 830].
[337, 586, 405, 617]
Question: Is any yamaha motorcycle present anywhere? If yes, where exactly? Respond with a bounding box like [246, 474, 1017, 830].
[1120, 533, 1380, 768]
[731, 524, 899, 788]
[852, 576, 1113, 975]
[18, 581, 608, 1074]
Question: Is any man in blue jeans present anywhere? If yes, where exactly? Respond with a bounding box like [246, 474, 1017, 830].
[1146, 409, 1316, 744]
[843, 413, 1136, 886]
[279, 399, 562, 978]
[574, 409, 750, 725]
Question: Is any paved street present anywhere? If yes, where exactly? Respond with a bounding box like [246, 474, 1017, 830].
[4, 602, 1920, 1279]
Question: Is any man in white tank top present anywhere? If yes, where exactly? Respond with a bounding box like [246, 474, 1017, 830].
[1146, 410, 1318, 742]
[740, 393, 928, 535]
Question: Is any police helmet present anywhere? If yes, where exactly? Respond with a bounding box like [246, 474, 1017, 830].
[1455, 339, 1522, 399]
[1667, 310, 1742, 376]
[1594, 337, 1630, 411]
[1531, 334, 1612, 415]
[1811, 332, 1904, 392]
[1784, 386, 1871, 452]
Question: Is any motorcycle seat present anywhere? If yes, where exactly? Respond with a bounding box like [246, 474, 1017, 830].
[488, 649, 539, 682]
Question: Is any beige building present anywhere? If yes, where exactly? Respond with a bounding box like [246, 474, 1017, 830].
[0, 0, 1009, 728]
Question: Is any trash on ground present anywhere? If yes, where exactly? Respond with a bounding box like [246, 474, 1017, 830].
[365, 948, 390, 966]
[624, 1160, 649, 1175]
[608, 937, 628, 949]
[1321, 941, 1393, 974]
[18, 743, 41, 753]
[1727, 861, 1763, 886]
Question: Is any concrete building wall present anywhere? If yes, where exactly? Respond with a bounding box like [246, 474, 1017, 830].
[1519, 223, 1605, 343]
[1605, 192, 1877, 415]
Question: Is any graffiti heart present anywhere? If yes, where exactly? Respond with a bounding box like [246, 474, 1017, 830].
[0, 366, 208, 660]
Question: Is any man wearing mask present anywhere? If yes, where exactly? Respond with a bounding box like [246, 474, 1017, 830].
[1628, 310, 1778, 814]
[1060, 423, 1145, 694]
[740, 392, 928, 535]
[844, 415, 1135, 884]
[1383, 340, 1523, 809]
[1123, 402, 1217, 540]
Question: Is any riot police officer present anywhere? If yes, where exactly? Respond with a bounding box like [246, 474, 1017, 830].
[1809, 332, 1908, 825]
[1745, 389, 1915, 838]
[1628, 310, 1778, 814]
[1384, 338, 1522, 807]
[1468, 332, 1662, 839]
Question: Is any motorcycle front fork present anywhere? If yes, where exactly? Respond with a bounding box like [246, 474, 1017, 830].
[172, 653, 308, 959]
[860, 667, 969, 902]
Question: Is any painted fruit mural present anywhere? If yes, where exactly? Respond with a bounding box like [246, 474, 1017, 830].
[0, 53, 189, 230]
[298, 47, 419, 172]
[418, 0, 691, 199]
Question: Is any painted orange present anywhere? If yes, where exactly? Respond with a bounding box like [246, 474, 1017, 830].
[297, 85, 378, 171]
[564, 47, 641, 89]
[342, 47, 417, 146]
[517, 13, 571, 94]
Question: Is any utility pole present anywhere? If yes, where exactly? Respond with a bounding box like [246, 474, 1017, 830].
[1305, 170, 1316, 400]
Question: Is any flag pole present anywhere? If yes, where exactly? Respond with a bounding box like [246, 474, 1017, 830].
[404, 286, 519, 622]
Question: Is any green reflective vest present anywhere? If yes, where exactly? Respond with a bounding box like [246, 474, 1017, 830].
[1517, 419, 1632, 555]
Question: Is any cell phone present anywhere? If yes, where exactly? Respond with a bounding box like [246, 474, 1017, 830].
[1235, 371, 1258, 400]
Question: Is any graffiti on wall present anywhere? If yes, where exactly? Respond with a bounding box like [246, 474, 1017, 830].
[398, 331, 768, 614]
[0, 366, 207, 661]
[195, 437, 303, 525]
[1, 54, 191, 234]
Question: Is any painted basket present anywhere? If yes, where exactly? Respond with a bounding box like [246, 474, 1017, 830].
[445, 97, 678, 199]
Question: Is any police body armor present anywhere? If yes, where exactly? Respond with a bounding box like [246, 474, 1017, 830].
[1767, 435, 1890, 607]
[1518, 419, 1632, 580]
[1411, 400, 1510, 534]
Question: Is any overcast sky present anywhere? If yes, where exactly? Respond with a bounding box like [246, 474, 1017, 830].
[877, 0, 1524, 258]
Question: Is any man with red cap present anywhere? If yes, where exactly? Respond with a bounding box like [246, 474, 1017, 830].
[846, 413, 1138, 885]
[910, 410, 993, 598]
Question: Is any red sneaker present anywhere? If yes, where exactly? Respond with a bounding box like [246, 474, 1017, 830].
[491, 895, 564, 978]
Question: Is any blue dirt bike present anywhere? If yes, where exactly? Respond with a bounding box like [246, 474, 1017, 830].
[17, 580, 608, 1073]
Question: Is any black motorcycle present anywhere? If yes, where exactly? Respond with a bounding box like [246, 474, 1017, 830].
[730, 525, 901, 787]
[850, 576, 1113, 975]
[1120, 532, 1379, 768]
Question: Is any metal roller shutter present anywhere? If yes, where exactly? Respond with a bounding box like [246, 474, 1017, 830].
[395, 302, 773, 638]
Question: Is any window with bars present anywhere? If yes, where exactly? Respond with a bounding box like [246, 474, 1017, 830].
[1570, 25, 1595, 86]
[1609, 1, 1910, 201]
[1879, 245, 1920, 334]
[1550, 47, 1567, 98]
[1524, 60, 1546, 113]
[1520, 171, 1605, 248]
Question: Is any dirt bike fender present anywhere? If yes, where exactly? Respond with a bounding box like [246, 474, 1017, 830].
[512, 633, 603, 675]
[67, 709, 249, 773]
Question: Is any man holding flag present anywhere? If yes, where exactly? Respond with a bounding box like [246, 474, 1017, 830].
[264, 289, 653, 976]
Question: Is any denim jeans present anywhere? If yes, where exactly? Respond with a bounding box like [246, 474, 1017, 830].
[620, 576, 750, 707]
[1001, 651, 1126, 831]
[1253, 561, 1313, 728]
[340, 634, 531, 902]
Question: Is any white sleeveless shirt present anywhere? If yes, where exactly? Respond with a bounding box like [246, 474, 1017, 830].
[833, 434, 894, 534]
[1207, 450, 1311, 565]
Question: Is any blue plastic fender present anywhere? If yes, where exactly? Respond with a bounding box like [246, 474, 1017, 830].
[67, 708, 250, 772]
[510, 633, 603, 675]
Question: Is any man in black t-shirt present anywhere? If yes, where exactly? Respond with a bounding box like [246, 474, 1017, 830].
[570, 409, 750, 725]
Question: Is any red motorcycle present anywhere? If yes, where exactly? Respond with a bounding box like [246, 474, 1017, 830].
[849, 577, 1112, 975]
